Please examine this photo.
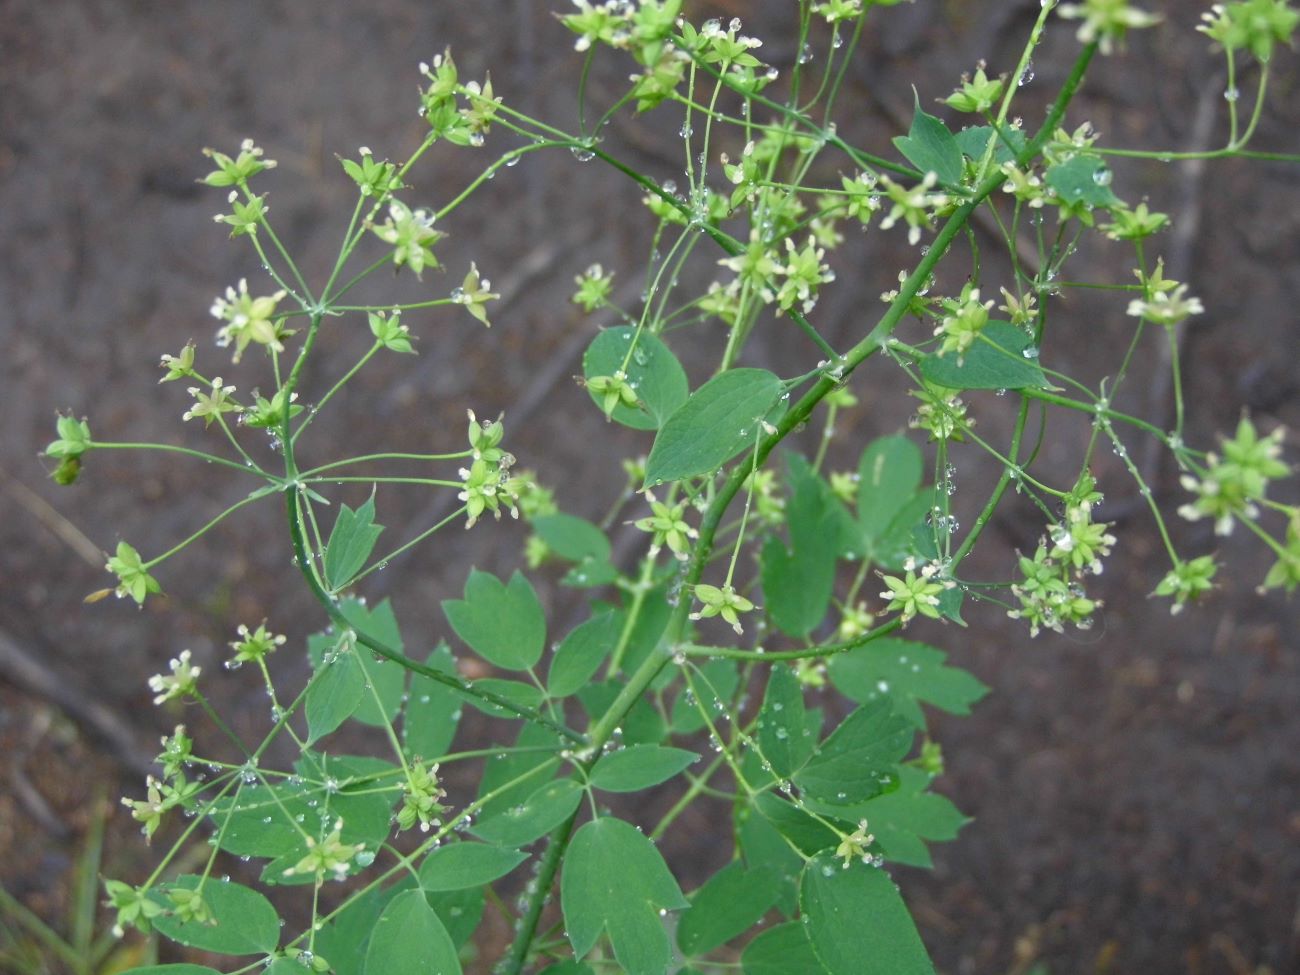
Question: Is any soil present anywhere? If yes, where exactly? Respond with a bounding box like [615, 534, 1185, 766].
[1, 1, 1297, 974]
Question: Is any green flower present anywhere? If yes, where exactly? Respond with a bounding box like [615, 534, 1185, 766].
[1008, 545, 1099, 635]
[368, 310, 416, 353]
[586, 371, 641, 420]
[934, 285, 993, 361]
[689, 583, 756, 634]
[909, 382, 972, 443]
[1153, 555, 1218, 613]
[879, 568, 946, 622]
[1048, 504, 1117, 575]
[718, 229, 781, 304]
[775, 236, 833, 314]
[460, 77, 501, 137]
[283, 818, 365, 883]
[210, 278, 290, 362]
[230, 622, 285, 665]
[242, 388, 303, 430]
[508, 470, 558, 520]
[1058, 0, 1161, 54]
[148, 650, 202, 705]
[213, 190, 267, 237]
[158, 343, 196, 383]
[46, 414, 91, 484]
[877, 172, 946, 246]
[1199, 0, 1300, 63]
[371, 199, 445, 277]
[157, 725, 192, 781]
[1178, 417, 1289, 534]
[572, 263, 614, 311]
[340, 147, 401, 198]
[944, 64, 1006, 114]
[121, 773, 200, 843]
[201, 139, 276, 188]
[745, 469, 786, 526]
[105, 541, 162, 605]
[837, 601, 876, 640]
[634, 493, 697, 559]
[167, 887, 212, 926]
[1126, 284, 1204, 327]
[453, 262, 500, 327]
[835, 820, 875, 868]
[815, 0, 864, 24]
[1101, 202, 1169, 240]
[397, 761, 449, 833]
[104, 880, 163, 937]
[182, 377, 240, 427]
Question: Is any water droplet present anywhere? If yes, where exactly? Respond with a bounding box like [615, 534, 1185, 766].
[570, 147, 594, 163]
[1224, 87, 1240, 102]
[1092, 167, 1113, 187]
[1022, 345, 1040, 359]
[798, 43, 813, 65]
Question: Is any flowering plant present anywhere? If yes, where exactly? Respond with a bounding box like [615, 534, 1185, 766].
[49, 2, 1297, 973]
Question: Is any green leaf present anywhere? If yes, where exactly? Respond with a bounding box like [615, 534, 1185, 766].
[579, 679, 667, 745]
[426, 886, 484, 948]
[827, 638, 989, 729]
[669, 658, 739, 735]
[825, 767, 970, 869]
[462, 677, 544, 718]
[306, 645, 365, 744]
[742, 921, 830, 975]
[538, 964, 596, 975]
[334, 599, 406, 727]
[364, 890, 461, 975]
[418, 842, 528, 891]
[793, 700, 913, 805]
[403, 645, 462, 761]
[1045, 154, 1121, 209]
[121, 967, 223, 975]
[762, 455, 840, 637]
[954, 124, 1027, 165]
[873, 489, 939, 571]
[324, 496, 383, 591]
[475, 722, 562, 822]
[548, 611, 620, 698]
[677, 861, 783, 956]
[736, 804, 804, 916]
[756, 664, 815, 779]
[583, 326, 689, 429]
[151, 876, 280, 956]
[443, 569, 546, 670]
[919, 321, 1047, 391]
[645, 368, 786, 487]
[800, 855, 935, 975]
[752, 792, 842, 857]
[563, 817, 689, 975]
[856, 436, 923, 546]
[474, 777, 584, 847]
[314, 884, 384, 975]
[590, 744, 699, 792]
[891, 92, 963, 186]
[533, 513, 611, 563]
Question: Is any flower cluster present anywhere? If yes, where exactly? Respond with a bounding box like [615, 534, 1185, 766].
[1177, 417, 1289, 535]
[283, 818, 365, 883]
[371, 200, 445, 277]
[1009, 474, 1113, 634]
[1058, 0, 1161, 55]
[45, 413, 92, 485]
[1199, 0, 1300, 63]
[934, 285, 994, 362]
[879, 564, 950, 624]
[210, 278, 290, 362]
[634, 492, 698, 559]
[148, 649, 202, 705]
[689, 583, 756, 634]
[458, 410, 519, 528]
[397, 761, 450, 832]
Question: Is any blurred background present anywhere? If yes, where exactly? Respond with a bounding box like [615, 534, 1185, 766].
[1, 1, 1297, 972]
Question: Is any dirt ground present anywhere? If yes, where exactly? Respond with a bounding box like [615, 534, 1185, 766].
[1, 1, 1298, 973]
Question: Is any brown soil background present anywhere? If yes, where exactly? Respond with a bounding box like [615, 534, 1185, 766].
[1, 1, 1298, 973]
